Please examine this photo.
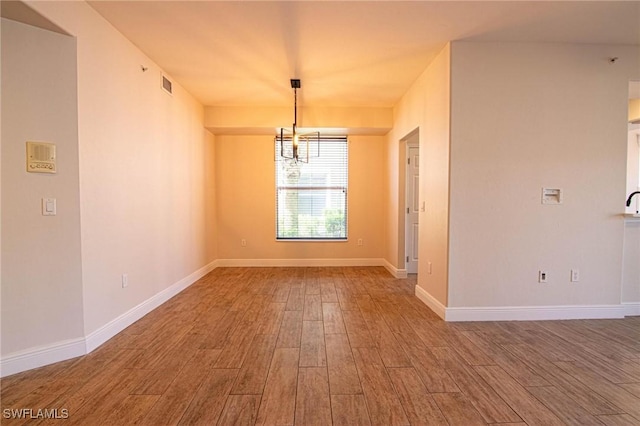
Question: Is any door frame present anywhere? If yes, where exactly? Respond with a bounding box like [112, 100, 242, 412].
[401, 129, 420, 274]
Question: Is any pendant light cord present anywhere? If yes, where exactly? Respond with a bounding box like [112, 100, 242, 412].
[293, 87, 298, 133]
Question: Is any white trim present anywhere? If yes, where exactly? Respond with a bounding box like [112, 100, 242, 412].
[382, 259, 408, 278]
[622, 302, 640, 317]
[1, 260, 219, 378]
[85, 259, 219, 352]
[413, 285, 630, 322]
[414, 285, 446, 319]
[0, 338, 86, 378]
[444, 304, 626, 322]
[216, 258, 385, 268]
[404, 137, 419, 275]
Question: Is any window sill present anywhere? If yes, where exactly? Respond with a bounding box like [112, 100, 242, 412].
[276, 238, 348, 242]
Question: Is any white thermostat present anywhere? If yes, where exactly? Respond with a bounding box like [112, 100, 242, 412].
[26, 141, 56, 174]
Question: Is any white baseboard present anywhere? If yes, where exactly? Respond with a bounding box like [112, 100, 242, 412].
[622, 302, 640, 317]
[216, 258, 385, 268]
[1, 260, 218, 378]
[85, 259, 218, 352]
[413, 285, 630, 322]
[216, 258, 409, 279]
[382, 259, 408, 278]
[444, 304, 626, 322]
[0, 337, 86, 378]
[414, 285, 446, 319]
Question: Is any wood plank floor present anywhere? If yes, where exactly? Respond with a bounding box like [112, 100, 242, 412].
[2, 267, 640, 425]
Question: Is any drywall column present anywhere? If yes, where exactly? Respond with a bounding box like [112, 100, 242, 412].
[1, 18, 84, 371]
[386, 44, 451, 314]
[448, 41, 640, 317]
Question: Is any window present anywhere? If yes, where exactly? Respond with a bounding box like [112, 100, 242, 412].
[275, 136, 348, 240]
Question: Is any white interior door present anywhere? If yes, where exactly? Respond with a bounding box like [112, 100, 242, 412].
[405, 145, 419, 274]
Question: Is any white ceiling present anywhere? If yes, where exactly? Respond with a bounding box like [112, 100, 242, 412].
[87, 1, 640, 108]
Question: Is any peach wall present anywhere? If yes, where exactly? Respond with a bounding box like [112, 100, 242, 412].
[449, 41, 639, 308]
[2, 18, 84, 356]
[215, 135, 385, 261]
[417, 46, 451, 307]
[385, 70, 427, 270]
[385, 44, 451, 308]
[23, 1, 217, 337]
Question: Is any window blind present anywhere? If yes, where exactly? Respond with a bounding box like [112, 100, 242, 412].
[275, 137, 348, 240]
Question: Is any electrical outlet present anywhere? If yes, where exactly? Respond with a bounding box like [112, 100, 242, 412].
[571, 269, 580, 282]
[538, 270, 548, 283]
[357, 238, 363, 246]
[241, 239, 247, 247]
[428, 262, 432, 275]
[122, 273, 129, 288]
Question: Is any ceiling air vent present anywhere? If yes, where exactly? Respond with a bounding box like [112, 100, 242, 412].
[162, 75, 173, 95]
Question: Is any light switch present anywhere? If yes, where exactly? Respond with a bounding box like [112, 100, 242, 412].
[42, 198, 56, 216]
[541, 188, 563, 205]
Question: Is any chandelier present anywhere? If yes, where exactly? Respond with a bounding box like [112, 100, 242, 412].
[277, 79, 320, 163]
